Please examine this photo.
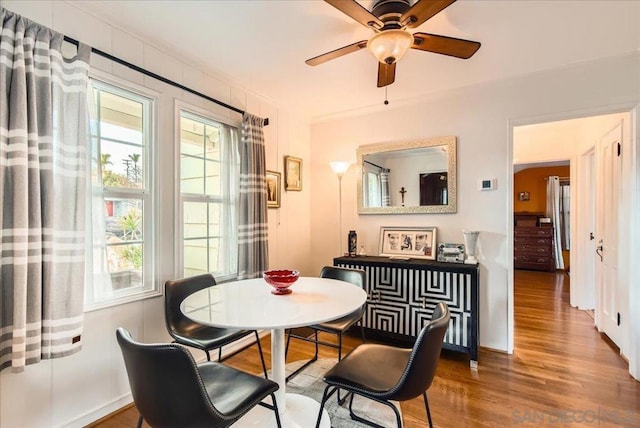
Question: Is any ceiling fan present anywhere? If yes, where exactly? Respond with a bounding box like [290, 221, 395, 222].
[306, 0, 481, 87]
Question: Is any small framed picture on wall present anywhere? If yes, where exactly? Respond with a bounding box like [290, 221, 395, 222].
[266, 170, 281, 208]
[518, 191, 530, 201]
[284, 156, 302, 191]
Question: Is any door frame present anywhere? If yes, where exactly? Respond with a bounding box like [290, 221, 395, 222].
[575, 147, 596, 310]
[507, 103, 639, 380]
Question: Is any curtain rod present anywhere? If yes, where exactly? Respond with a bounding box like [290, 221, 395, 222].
[545, 176, 570, 181]
[63, 36, 269, 127]
[364, 160, 386, 170]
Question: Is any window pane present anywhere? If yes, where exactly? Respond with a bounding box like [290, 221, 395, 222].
[184, 201, 207, 239]
[106, 199, 143, 242]
[208, 237, 220, 271]
[101, 140, 144, 189]
[106, 244, 143, 289]
[100, 91, 143, 144]
[181, 156, 204, 194]
[184, 239, 208, 276]
[181, 129, 203, 157]
[205, 125, 220, 161]
[205, 159, 221, 196]
[208, 203, 220, 236]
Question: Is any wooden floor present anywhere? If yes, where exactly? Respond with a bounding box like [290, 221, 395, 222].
[92, 270, 640, 427]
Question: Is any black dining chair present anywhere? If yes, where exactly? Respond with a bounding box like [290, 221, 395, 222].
[116, 327, 281, 428]
[315, 302, 450, 428]
[285, 266, 367, 382]
[165, 273, 268, 378]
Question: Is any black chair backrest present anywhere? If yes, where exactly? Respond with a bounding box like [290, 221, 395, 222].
[165, 273, 216, 337]
[320, 266, 365, 288]
[388, 302, 450, 401]
[320, 266, 367, 317]
[116, 327, 226, 427]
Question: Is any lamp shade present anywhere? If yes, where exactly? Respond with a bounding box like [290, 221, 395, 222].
[367, 29, 413, 64]
[330, 161, 351, 177]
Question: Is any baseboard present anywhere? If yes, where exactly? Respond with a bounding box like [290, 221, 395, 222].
[61, 393, 133, 428]
[64, 330, 269, 427]
[82, 402, 136, 428]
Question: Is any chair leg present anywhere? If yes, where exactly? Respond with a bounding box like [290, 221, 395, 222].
[218, 347, 222, 361]
[205, 349, 211, 362]
[270, 392, 282, 428]
[336, 332, 349, 405]
[254, 330, 269, 378]
[423, 391, 433, 428]
[285, 330, 319, 382]
[359, 321, 366, 344]
[348, 392, 402, 428]
[136, 414, 143, 428]
[257, 393, 282, 428]
[285, 329, 320, 382]
[315, 385, 338, 428]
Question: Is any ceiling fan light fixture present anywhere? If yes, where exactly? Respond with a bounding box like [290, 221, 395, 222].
[367, 29, 413, 64]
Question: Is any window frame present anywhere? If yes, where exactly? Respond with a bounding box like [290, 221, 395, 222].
[84, 70, 161, 312]
[174, 100, 241, 282]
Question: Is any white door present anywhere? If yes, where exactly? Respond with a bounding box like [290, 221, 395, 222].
[595, 122, 622, 345]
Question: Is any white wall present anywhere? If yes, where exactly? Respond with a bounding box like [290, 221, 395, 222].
[309, 52, 640, 354]
[0, 2, 311, 427]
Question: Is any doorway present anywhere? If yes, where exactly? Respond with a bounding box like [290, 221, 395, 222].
[511, 111, 631, 356]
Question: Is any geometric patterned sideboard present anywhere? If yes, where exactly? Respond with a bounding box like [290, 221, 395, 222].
[334, 256, 480, 368]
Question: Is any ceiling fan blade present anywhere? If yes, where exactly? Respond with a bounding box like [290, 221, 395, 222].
[306, 40, 368, 66]
[412, 32, 481, 59]
[377, 62, 396, 87]
[401, 0, 456, 29]
[325, 0, 383, 30]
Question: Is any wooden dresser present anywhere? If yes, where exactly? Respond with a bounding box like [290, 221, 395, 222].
[514, 212, 555, 272]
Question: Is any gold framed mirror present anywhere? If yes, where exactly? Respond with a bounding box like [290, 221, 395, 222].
[357, 136, 457, 214]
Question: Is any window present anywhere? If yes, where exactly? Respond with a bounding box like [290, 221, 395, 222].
[363, 163, 382, 207]
[179, 110, 239, 280]
[85, 78, 156, 308]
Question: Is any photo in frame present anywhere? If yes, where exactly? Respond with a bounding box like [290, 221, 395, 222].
[436, 243, 466, 263]
[284, 156, 302, 191]
[266, 170, 281, 208]
[518, 191, 530, 201]
[379, 226, 437, 260]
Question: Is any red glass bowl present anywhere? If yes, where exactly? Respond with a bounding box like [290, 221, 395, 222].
[263, 269, 299, 295]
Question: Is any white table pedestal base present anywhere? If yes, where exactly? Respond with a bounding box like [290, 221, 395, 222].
[231, 393, 330, 428]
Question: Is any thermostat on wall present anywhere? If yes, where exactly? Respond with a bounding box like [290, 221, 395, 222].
[478, 179, 497, 191]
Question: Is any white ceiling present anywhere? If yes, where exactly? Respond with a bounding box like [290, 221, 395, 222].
[70, 0, 640, 121]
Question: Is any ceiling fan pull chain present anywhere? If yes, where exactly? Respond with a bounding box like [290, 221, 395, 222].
[384, 86, 389, 105]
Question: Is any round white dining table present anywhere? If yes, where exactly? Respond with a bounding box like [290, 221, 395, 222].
[180, 276, 367, 428]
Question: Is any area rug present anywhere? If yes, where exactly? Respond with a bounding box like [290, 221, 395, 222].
[274, 358, 401, 427]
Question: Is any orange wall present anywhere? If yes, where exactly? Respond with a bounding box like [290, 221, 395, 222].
[514, 166, 570, 212]
[514, 165, 571, 270]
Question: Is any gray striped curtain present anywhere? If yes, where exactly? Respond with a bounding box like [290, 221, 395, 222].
[380, 169, 391, 207]
[237, 113, 268, 279]
[0, 9, 90, 372]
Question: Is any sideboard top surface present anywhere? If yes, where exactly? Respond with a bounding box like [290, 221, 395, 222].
[334, 255, 479, 274]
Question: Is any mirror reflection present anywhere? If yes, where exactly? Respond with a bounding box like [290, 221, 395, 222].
[357, 137, 457, 214]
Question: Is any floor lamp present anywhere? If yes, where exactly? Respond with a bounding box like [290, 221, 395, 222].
[330, 161, 351, 256]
